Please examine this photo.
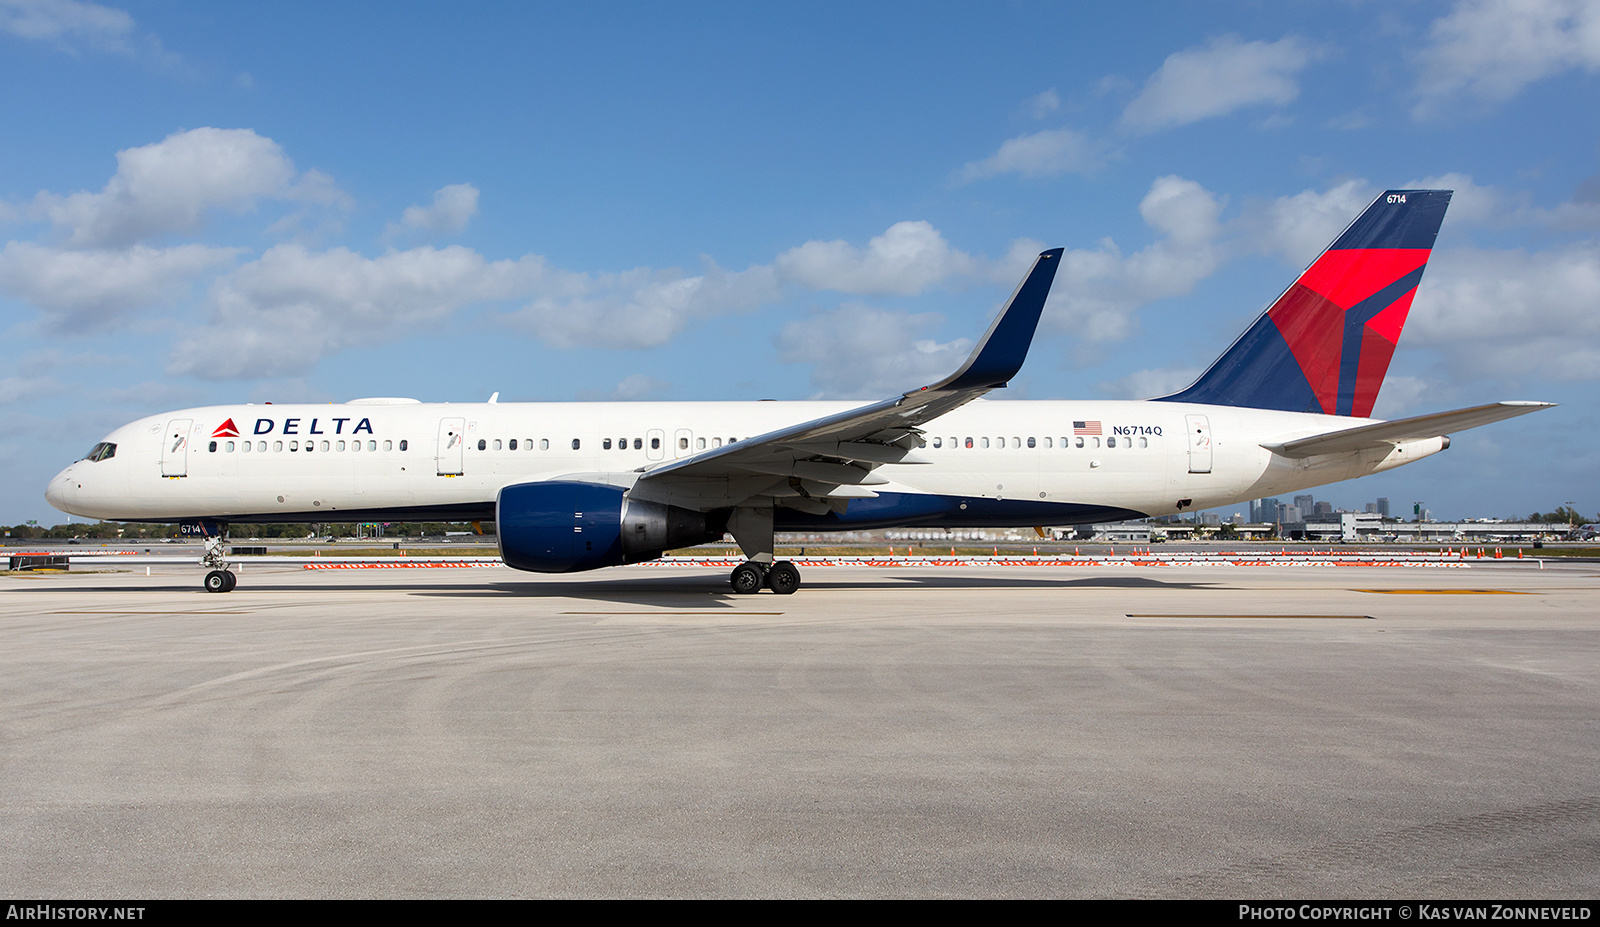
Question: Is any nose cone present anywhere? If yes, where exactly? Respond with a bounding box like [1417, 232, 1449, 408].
[45, 465, 76, 514]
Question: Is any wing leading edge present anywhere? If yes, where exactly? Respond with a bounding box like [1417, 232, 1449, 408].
[635, 248, 1063, 506]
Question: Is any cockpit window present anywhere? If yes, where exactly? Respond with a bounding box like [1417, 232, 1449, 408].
[84, 442, 116, 462]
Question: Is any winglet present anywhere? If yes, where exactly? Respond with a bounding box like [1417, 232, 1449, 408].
[917, 248, 1063, 393]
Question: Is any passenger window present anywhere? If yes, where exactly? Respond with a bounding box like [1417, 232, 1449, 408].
[209, 441, 217, 452]
[1027, 437, 1036, 448]
[713, 438, 723, 447]
[981, 438, 990, 448]
[274, 441, 283, 452]
[241, 441, 251, 453]
[382, 440, 391, 451]
[1043, 437, 1052, 448]
[634, 438, 643, 450]
[1139, 437, 1148, 448]
[603, 438, 612, 450]
[289, 440, 298, 451]
[477, 439, 486, 451]
[651, 437, 660, 450]
[540, 439, 549, 450]
[572, 438, 581, 450]
[337, 440, 347, 452]
[399, 440, 408, 451]
[965, 437, 973, 448]
[1075, 437, 1084, 448]
[933, 437, 943, 448]
[679, 437, 688, 450]
[1107, 437, 1116, 448]
[1012, 437, 1021, 448]
[320, 441, 329, 452]
[509, 438, 517, 450]
[1093, 437, 1101, 448]
[493, 439, 502, 451]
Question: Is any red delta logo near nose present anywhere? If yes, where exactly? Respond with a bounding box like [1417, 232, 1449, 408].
[211, 418, 240, 438]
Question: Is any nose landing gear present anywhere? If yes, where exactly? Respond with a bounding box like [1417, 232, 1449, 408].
[194, 521, 237, 593]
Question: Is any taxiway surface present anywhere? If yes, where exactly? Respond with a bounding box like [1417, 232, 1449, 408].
[2, 560, 1596, 897]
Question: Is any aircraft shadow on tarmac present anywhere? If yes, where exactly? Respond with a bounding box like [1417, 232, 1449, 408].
[7, 573, 1225, 609]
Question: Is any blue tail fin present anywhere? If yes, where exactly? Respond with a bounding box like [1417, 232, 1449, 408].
[1157, 189, 1451, 416]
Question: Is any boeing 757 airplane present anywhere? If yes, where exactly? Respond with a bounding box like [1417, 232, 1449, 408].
[47, 189, 1552, 593]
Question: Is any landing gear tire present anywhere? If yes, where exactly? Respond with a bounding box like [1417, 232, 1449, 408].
[765, 561, 800, 595]
[730, 562, 766, 595]
[221, 570, 236, 592]
[204, 570, 233, 593]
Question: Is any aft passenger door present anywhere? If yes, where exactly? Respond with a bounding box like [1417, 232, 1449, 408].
[437, 417, 465, 475]
[1185, 414, 1212, 474]
[161, 418, 192, 477]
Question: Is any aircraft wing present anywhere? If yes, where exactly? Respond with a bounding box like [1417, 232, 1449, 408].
[633, 248, 1063, 507]
[1262, 401, 1556, 458]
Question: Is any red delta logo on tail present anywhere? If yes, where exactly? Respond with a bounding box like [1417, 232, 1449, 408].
[1158, 189, 1453, 417]
[211, 418, 240, 438]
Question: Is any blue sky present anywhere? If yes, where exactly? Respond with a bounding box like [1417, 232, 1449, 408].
[2, 0, 1597, 525]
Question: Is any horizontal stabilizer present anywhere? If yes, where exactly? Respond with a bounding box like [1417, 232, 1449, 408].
[1262, 401, 1555, 458]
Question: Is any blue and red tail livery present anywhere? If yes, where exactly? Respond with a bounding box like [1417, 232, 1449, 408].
[1158, 189, 1452, 416]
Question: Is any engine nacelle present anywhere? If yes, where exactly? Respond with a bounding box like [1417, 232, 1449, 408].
[496, 480, 720, 573]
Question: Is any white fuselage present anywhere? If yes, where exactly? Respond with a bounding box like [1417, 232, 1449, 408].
[46, 397, 1445, 527]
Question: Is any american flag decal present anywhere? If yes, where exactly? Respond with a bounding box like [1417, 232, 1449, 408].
[1073, 420, 1101, 436]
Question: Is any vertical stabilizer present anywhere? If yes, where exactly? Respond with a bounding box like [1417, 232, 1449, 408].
[1157, 189, 1451, 416]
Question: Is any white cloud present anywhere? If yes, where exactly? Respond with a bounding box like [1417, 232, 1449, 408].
[0, 375, 61, 405]
[387, 183, 479, 240]
[506, 261, 779, 350]
[1408, 242, 1600, 381]
[1368, 375, 1432, 419]
[0, 0, 134, 52]
[30, 128, 344, 248]
[954, 128, 1104, 182]
[1415, 0, 1600, 113]
[170, 244, 547, 379]
[578, 373, 672, 402]
[1407, 172, 1600, 231]
[0, 241, 239, 328]
[775, 220, 976, 294]
[1045, 175, 1226, 341]
[1121, 35, 1316, 133]
[775, 303, 972, 397]
[1026, 89, 1060, 119]
[1097, 366, 1203, 400]
[1234, 180, 1376, 266]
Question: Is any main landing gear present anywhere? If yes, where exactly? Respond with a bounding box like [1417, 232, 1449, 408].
[729, 560, 801, 595]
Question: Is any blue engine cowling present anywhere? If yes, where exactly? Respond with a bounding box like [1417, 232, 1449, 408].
[496, 480, 721, 573]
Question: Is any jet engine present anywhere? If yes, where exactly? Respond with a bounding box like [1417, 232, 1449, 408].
[496, 480, 721, 573]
